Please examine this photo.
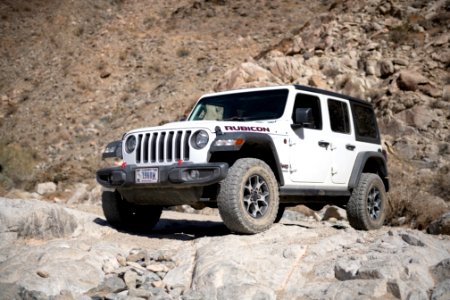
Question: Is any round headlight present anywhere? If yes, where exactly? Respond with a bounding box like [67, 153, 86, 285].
[125, 135, 136, 153]
[193, 130, 209, 149]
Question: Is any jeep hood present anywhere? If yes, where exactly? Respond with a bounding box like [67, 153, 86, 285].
[126, 120, 278, 136]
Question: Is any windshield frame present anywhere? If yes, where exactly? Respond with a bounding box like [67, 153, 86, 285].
[188, 88, 289, 122]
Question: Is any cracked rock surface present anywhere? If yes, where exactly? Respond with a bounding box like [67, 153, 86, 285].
[1, 197, 449, 299]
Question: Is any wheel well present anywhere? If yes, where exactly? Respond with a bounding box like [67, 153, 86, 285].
[362, 157, 389, 192]
[209, 142, 283, 185]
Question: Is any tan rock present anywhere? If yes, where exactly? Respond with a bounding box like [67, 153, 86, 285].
[214, 62, 281, 91]
[397, 70, 428, 91]
[146, 263, 169, 273]
[36, 182, 57, 195]
[308, 75, 329, 89]
[443, 85, 450, 102]
[340, 75, 366, 99]
[379, 60, 394, 78]
[322, 206, 347, 221]
[265, 57, 303, 82]
[152, 280, 166, 288]
[396, 105, 436, 130]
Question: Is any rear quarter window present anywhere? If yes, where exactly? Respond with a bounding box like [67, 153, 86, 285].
[351, 103, 380, 144]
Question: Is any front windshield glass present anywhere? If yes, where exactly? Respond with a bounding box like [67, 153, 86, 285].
[188, 89, 289, 121]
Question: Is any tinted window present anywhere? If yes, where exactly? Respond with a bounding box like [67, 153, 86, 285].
[328, 99, 350, 134]
[189, 89, 289, 121]
[292, 93, 322, 130]
[351, 103, 379, 142]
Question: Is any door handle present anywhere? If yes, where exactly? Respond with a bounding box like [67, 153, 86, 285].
[346, 144, 356, 151]
[318, 141, 330, 149]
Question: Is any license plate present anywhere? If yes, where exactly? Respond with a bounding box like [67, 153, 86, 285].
[135, 168, 159, 184]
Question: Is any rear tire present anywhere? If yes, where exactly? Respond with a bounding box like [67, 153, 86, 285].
[346, 173, 386, 230]
[217, 158, 279, 234]
[102, 190, 162, 233]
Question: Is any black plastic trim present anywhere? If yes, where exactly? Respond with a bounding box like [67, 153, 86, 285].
[210, 132, 285, 186]
[348, 151, 389, 192]
[279, 187, 351, 197]
[96, 162, 228, 188]
[102, 140, 123, 159]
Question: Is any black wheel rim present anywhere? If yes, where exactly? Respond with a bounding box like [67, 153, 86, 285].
[243, 175, 270, 219]
[367, 187, 382, 220]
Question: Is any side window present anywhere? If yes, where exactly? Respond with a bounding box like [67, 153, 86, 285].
[351, 103, 379, 143]
[328, 99, 350, 134]
[292, 94, 322, 130]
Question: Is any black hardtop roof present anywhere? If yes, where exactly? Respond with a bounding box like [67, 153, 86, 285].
[294, 84, 371, 107]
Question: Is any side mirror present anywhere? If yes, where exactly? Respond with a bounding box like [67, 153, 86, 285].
[293, 108, 314, 128]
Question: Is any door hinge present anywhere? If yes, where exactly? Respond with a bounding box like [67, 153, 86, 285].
[331, 167, 337, 176]
[290, 165, 297, 173]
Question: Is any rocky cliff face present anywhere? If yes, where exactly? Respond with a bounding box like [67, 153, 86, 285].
[1, 197, 450, 299]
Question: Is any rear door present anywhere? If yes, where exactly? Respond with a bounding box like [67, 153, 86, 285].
[327, 98, 357, 184]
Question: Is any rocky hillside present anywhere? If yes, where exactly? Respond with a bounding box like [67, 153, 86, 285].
[0, 0, 449, 228]
[0, 0, 327, 192]
[1, 197, 450, 299]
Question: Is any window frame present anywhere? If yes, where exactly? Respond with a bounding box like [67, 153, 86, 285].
[292, 93, 323, 130]
[327, 98, 351, 135]
[350, 102, 381, 144]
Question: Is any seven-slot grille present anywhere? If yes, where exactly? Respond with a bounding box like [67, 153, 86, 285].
[135, 130, 192, 164]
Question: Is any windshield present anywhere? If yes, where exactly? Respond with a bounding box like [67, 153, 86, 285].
[188, 89, 289, 121]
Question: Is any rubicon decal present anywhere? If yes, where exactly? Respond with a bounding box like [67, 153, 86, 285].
[224, 126, 270, 132]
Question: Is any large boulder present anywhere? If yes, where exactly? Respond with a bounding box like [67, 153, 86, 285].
[396, 105, 437, 130]
[0, 198, 120, 298]
[214, 62, 282, 91]
[427, 212, 450, 235]
[397, 70, 428, 91]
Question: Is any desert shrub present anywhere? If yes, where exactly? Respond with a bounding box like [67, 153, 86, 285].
[176, 48, 190, 58]
[0, 143, 38, 191]
[386, 159, 449, 230]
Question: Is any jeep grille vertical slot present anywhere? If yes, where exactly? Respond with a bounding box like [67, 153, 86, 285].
[134, 130, 192, 165]
[183, 130, 191, 160]
[167, 131, 174, 161]
[136, 134, 143, 163]
[143, 133, 150, 163]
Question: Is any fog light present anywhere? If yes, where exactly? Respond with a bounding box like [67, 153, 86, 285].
[189, 169, 200, 179]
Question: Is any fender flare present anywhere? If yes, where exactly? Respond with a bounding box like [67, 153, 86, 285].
[210, 132, 285, 186]
[348, 151, 389, 192]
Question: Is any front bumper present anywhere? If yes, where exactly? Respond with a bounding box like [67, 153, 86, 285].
[96, 162, 228, 188]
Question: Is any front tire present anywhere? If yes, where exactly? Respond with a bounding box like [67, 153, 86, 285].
[217, 158, 279, 234]
[102, 190, 163, 233]
[346, 173, 386, 230]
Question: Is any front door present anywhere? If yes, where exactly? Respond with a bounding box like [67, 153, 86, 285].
[289, 93, 331, 183]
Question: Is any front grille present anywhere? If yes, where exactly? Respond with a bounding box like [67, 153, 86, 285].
[135, 130, 192, 164]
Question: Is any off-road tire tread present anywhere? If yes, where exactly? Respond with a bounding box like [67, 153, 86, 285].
[217, 158, 279, 234]
[274, 205, 285, 223]
[347, 173, 386, 230]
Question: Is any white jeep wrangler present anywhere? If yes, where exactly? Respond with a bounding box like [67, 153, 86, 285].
[97, 85, 389, 234]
